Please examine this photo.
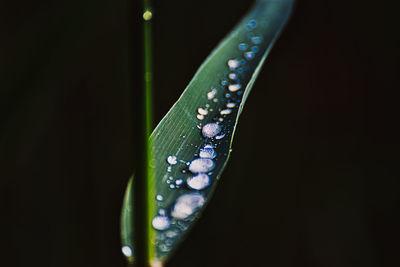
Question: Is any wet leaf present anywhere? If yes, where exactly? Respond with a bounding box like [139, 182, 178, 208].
[121, 0, 295, 264]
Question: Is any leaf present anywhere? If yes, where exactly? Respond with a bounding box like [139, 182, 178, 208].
[121, 0, 295, 265]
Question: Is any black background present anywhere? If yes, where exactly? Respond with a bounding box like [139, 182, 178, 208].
[1, 0, 399, 266]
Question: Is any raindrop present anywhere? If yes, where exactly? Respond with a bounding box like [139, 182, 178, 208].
[226, 102, 236, 108]
[251, 46, 259, 53]
[188, 158, 215, 173]
[207, 89, 217, 100]
[152, 215, 171, 231]
[251, 36, 262, 44]
[215, 133, 226, 140]
[187, 173, 211, 190]
[166, 155, 178, 165]
[228, 72, 238, 80]
[171, 193, 205, 219]
[227, 59, 240, 69]
[175, 178, 184, 186]
[239, 43, 248, 51]
[244, 51, 255, 60]
[228, 84, 241, 92]
[156, 194, 164, 201]
[220, 109, 232, 115]
[198, 107, 208, 115]
[121, 245, 133, 257]
[169, 184, 176, 189]
[199, 145, 216, 159]
[197, 114, 205, 120]
[202, 123, 221, 138]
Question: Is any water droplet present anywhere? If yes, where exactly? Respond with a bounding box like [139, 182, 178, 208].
[159, 208, 167, 216]
[167, 166, 172, 172]
[207, 89, 217, 100]
[220, 109, 232, 115]
[197, 114, 204, 120]
[169, 184, 176, 189]
[199, 145, 216, 159]
[221, 80, 228, 86]
[143, 10, 153, 21]
[225, 93, 231, 98]
[228, 72, 238, 80]
[188, 158, 215, 173]
[239, 43, 248, 51]
[227, 102, 236, 108]
[244, 51, 255, 60]
[227, 59, 240, 69]
[198, 107, 208, 115]
[202, 123, 221, 138]
[218, 118, 224, 122]
[175, 178, 184, 186]
[166, 230, 179, 239]
[159, 244, 169, 252]
[167, 155, 178, 165]
[213, 98, 218, 103]
[252, 46, 259, 53]
[171, 193, 205, 219]
[121, 245, 133, 257]
[215, 133, 226, 140]
[246, 19, 257, 30]
[228, 84, 241, 92]
[187, 173, 211, 190]
[251, 36, 262, 44]
[152, 215, 171, 230]
[156, 194, 164, 201]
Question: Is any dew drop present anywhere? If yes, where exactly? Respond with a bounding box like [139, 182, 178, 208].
[175, 178, 184, 186]
[244, 51, 255, 60]
[156, 194, 164, 201]
[215, 133, 226, 140]
[171, 193, 205, 219]
[251, 36, 262, 44]
[220, 109, 232, 115]
[187, 173, 211, 190]
[166, 230, 179, 239]
[228, 72, 238, 80]
[188, 158, 215, 173]
[226, 102, 236, 108]
[121, 245, 133, 257]
[227, 59, 240, 69]
[213, 98, 218, 103]
[202, 123, 221, 138]
[252, 46, 259, 53]
[158, 208, 167, 216]
[169, 184, 176, 189]
[199, 145, 216, 159]
[207, 89, 217, 100]
[197, 114, 204, 120]
[198, 107, 208, 115]
[221, 80, 228, 86]
[239, 43, 248, 51]
[152, 215, 171, 231]
[228, 84, 241, 92]
[166, 155, 178, 165]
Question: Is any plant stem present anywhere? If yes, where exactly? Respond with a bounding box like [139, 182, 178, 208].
[132, 0, 153, 266]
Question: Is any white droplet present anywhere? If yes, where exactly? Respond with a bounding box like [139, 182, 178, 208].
[244, 51, 255, 60]
[220, 109, 232, 115]
[188, 158, 215, 173]
[228, 72, 238, 80]
[167, 166, 172, 172]
[187, 173, 211, 190]
[167, 155, 178, 165]
[166, 230, 179, 238]
[207, 89, 217, 99]
[121, 245, 133, 257]
[169, 184, 176, 189]
[215, 134, 226, 140]
[197, 107, 208, 115]
[227, 59, 240, 69]
[199, 145, 216, 159]
[158, 208, 167, 216]
[175, 178, 184, 186]
[156, 194, 164, 201]
[228, 84, 241, 92]
[226, 102, 236, 108]
[197, 114, 204, 120]
[171, 193, 205, 219]
[152, 215, 171, 231]
[202, 123, 221, 138]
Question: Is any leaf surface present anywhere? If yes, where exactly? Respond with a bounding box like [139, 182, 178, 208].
[121, 0, 295, 264]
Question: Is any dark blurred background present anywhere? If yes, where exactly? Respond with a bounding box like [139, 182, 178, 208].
[1, 0, 399, 266]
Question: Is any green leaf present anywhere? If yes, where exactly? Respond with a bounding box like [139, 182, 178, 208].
[121, 0, 294, 265]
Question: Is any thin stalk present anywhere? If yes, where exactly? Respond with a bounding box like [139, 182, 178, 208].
[131, 0, 155, 266]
